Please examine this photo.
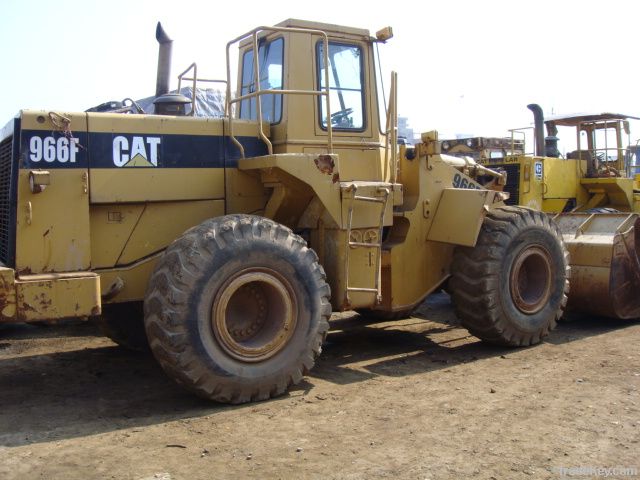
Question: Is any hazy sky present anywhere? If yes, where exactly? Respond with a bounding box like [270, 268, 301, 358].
[1, 0, 639, 144]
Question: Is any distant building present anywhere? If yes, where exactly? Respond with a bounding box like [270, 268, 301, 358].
[398, 116, 416, 144]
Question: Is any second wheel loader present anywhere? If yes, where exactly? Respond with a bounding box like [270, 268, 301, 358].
[447, 105, 640, 319]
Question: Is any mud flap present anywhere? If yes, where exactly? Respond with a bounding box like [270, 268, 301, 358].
[554, 213, 640, 319]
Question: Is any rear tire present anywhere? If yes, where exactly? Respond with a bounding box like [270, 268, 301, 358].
[450, 206, 570, 346]
[144, 215, 331, 404]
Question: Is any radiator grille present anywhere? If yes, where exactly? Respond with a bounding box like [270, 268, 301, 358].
[499, 163, 520, 206]
[0, 134, 16, 266]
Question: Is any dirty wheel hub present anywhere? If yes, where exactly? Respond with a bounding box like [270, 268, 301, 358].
[510, 246, 552, 314]
[212, 269, 297, 362]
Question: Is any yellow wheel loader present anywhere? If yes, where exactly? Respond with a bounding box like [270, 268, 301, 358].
[0, 19, 630, 403]
[446, 105, 640, 319]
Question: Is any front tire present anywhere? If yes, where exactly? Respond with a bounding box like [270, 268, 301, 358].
[144, 215, 331, 404]
[450, 207, 570, 346]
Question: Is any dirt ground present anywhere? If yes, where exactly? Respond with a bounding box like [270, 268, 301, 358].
[0, 293, 638, 480]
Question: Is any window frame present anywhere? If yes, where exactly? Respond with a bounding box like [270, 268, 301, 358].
[315, 40, 367, 133]
[239, 36, 285, 125]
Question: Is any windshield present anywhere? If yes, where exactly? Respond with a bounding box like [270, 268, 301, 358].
[316, 41, 365, 131]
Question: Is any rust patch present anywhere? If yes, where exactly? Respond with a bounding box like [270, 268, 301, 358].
[332, 173, 340, 184]
[314, 155, 335, 175]
[0, 293, 9, 308]
[21, 302, 37, 313]
[38, 294, 52, 308]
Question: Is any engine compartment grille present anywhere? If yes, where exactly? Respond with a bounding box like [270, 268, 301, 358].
[0, 133, 16, 266]
[499, 163, 520, 206]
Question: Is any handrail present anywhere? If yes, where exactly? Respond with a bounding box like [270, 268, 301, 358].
[390, 72, 398, 183]
[225, 26, 332, 158]
[508, 127, 533, 156]
[176, 62, 227, 116]
[383, 72, 397, 182]
[177, 63, 197, 116]
[630, 139, 640, 177]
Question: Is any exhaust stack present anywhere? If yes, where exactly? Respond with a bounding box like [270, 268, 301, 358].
[155, 22, 173, 98]
[527, 104, 545, 157]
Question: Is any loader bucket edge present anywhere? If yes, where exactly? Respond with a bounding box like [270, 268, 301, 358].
[554, 213, 640, 319]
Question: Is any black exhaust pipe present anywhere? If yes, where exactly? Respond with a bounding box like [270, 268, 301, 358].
[527, 104, 545, 157]
[155, 22, 173, 98]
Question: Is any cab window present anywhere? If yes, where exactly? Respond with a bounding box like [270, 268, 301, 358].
[316, 42, 365, 131]
[240, 37, 283, 124]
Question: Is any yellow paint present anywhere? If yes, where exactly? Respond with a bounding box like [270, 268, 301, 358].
[339, 182, 395, 230]
[97, 255, 160, 303]
[118, 200, 224, 265]
[0, 267, 16, 321]
[541, 198, 569, 212]
[428, 188, 497, 246]
[542, 158, 582, 199]
[224, 167, 268, 215]
[20, 111, 86, 131]
[90, 205, 145, 268]
[239, 153, 345, 228]
[321, 229, 379, 309]
[15, 272, 100, 322]
[90, 168, 225, 203]
[581, 177, 635, 210]
[383, 155, 495, 309]
[90, 201, 224, 268]
[87, 113, 225, 136]
[16, 168, 91, 273]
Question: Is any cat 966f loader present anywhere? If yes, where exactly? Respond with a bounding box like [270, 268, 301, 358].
[0, 19, 633, 403]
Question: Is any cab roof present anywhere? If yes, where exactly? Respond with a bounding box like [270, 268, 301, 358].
[545, 112, 640, 126]
[276, 18, 372, 40]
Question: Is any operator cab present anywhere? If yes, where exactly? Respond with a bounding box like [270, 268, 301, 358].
[544, 112, 640, 178]
[229, 19, 390, 181]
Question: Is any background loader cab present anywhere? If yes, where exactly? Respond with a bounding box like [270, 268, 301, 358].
[543, 112, 640, 212]
[478, 105, 640, 213]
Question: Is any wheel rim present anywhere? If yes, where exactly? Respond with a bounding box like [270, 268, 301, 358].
[509, 246, 553, 314]
[212, 269, 297, 363]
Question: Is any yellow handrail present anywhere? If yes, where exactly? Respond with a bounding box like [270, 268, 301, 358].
[225, 26, 333, 158]
[176, 62, 227, 116]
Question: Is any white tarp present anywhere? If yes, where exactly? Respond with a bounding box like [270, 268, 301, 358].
[135, 86, 225, 117]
